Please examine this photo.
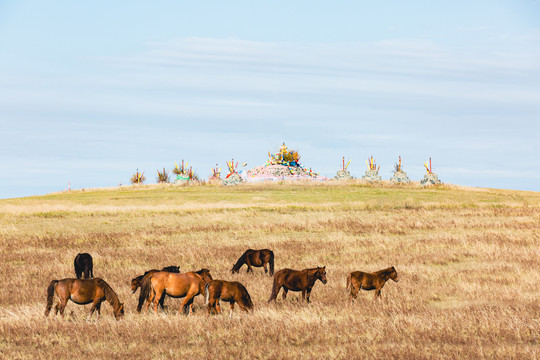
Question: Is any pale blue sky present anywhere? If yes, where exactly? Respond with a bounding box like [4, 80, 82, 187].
[1, 1, 539, 198]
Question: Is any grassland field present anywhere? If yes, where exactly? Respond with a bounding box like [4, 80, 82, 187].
[0, 181, 539, 359]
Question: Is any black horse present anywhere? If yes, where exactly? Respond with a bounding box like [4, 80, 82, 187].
[74, 253, 94, 279]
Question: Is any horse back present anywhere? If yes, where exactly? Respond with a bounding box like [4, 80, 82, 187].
[350, 271, 382, 290]
[276, 268, 308, 290]
[153, 271, 203, 297]
[58, 278, 102, 303]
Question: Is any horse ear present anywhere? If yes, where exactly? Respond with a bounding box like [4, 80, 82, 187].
[323, 266, 326, 269]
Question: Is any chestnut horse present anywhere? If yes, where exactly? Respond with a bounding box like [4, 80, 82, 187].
[346, 266, 399, 300]
[231, 249, 274, 275]
[131, 266, 180, 313]
[45, 278, 124, 320]
[74, 253, 93, 279]
[268, 266, 327, 303]
[205, 279, 254, 316]
[131, 266, 180, 293]
[140, 269, 212, 315]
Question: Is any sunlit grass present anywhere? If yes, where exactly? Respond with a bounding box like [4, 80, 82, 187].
[0, 182, 538, 359]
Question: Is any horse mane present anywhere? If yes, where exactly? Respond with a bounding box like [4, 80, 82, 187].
[161, 266, 180, 273]
[238, 282, 254, 309]
[375, 267, 395, 279]
[97, 279, 121, 309]
[304, 267, 322, 274]
[195, 268, 210, 275]
[232, 251, 248, 271]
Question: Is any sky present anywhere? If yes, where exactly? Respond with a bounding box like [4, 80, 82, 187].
[1, 1, 539, 199]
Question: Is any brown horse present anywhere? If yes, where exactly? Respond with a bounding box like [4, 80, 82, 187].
[74, 253, 93, 279]
[268, 266, 327, 303]
[44, 278, 124, 320]
[140, 269, 212, 315]
[131, 266, 180, 293]
[205, 279, 254, 316]
[131, 266, 180, 313]
[346, 267, 399, 300]
[231, 249, 274, 275]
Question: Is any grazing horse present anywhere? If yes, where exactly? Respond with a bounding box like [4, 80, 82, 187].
[231, 249, 274, 276]
[140, 269, 212, 315]
[132, 266, 180, 313]
[74, 253, 93, 279]
[268, 266, 327, 303]
[44, 278, 124, 320]
[205, 280, 254, 316]
[346, 266, 399, 300]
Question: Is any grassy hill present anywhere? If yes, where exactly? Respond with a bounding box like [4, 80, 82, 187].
[1, 182, 538, 359]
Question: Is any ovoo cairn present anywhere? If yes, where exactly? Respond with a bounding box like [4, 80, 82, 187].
[222, 159, 244, 186]
[362, 155, 382, 183]
[245, 143, 327, 182]
[420, 158, 442, 186]
[390, 156, 410, 183]
[335, 157, 353, 180]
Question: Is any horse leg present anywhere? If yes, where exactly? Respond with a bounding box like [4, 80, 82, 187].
[216, 300, 222, 314]
[158, 292, 166, 311]
[96, 302, 102, 320]
[207, 298, 216, 315]
[306, 289, 312, 303]
[263, 262, 268, 274]
[246, 259, 253, 273]
[301, 289, 306, 302]
[59, 299, 68, 319]
[88, 299, 101, 321]
[282, 288, 288, 300]
[180, 292, 196, 315]
[54, 301, 60, 316]
[229, 302, 235, 318]
[374, 289, 382, 300]
[153, 290, 163, 314]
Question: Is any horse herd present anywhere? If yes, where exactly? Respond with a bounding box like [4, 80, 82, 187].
[45, 249, 399, 320]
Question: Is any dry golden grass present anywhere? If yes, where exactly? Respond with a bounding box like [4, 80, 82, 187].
[0, 183, 539, 359]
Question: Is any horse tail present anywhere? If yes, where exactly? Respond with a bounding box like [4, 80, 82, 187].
[346, 273, 352, 293]
[204, 282, 211, 305]
[74, 254, 81, 279]
[268, 274, 280, 303]
[44, 280, 59, 316]
[269, 251, 275, 276]
[137, 274, 153, 313]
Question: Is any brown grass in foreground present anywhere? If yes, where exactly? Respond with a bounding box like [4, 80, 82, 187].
[0, 185, 539, 359]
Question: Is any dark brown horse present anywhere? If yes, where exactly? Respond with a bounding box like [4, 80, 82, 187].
[231, 249, 274, 275]
[268, 266, 327, 303]
[346, 266, 399, 300]
[74, 253, 93, 279]
[205, 279, 254, 316]
[44, 278, 124, 320]
[140, 269, 212, 315]
[132, 266, 180, 313]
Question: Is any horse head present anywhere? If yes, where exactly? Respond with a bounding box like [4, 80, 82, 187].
[389, 267, 399, 282]
[114, 303, 125, 320]
[317, 266, 327, 284]
[130, 277, 141, 293]
[231, 264, 240, 274]
[197, 268, 213, 284]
